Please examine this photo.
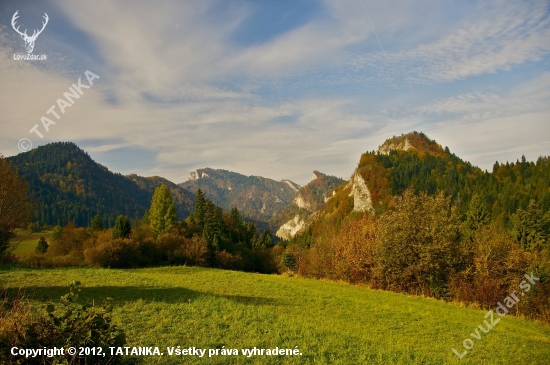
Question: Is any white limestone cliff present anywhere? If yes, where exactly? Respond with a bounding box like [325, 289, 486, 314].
[276, 215, 305, 240]
[293, 193, 311, 211]
[348, 171, 373, 212]
[282, 180, 300, 192]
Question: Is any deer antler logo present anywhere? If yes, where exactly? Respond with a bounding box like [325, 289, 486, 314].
[11, 10, 49, 54]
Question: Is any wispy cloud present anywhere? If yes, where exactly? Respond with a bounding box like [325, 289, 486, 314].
[0, 0, 549, 185]
[351, 1, 550, 83]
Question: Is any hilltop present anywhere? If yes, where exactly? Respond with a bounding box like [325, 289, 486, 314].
[7, 142, 194, 227]
[281, 131, 550, 240]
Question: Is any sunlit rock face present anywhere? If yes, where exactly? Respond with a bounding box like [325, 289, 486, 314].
[348, 171, 373, 212]
[276, 215, 305, 240]
[377, 138, 415, 155]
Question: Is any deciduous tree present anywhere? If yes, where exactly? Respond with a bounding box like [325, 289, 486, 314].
[0, 155, 33, 259]
[376, 188, 462, 297]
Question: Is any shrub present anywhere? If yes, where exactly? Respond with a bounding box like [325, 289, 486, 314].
[175, 235, 209, 266]
[449, 226, 533, 307]
[84, 238, 140, 268]
[36, 236, 48, 254]
[48, 222, 90, 257]
[215, 250, 243, 270]
[376, 189, 462, 297]
[0, 290, 55, 364]
[0, 282, 127, 364]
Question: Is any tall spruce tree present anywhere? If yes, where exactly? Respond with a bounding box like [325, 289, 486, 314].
[262, 229, 274, 248]
[90, 215, 105, 232]
[230, 207, 242, 228]
[112, 215, 132, 239]
[203, 200, 223, 251]
[464, 195, 491, 241]
[149, 184, 178, 236]
[35, 236, 48, 254]
[193, 189, 206, 228]
[512, 200, 550, 252]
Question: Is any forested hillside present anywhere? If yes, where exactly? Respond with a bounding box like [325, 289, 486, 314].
[7, 143, 192, 228]
[294, 132, 550, 242]
[279, 132, 549, 322]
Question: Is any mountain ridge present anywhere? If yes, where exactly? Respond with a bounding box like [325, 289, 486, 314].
[180, 167, 301, 224]
[6, 142, 193, 227]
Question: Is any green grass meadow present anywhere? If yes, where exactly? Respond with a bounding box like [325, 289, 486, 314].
[9, 230, 52, 255]
[2, 266, 549, 364]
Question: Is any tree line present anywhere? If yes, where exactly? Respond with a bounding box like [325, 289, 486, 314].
[18, 183, 282, 274]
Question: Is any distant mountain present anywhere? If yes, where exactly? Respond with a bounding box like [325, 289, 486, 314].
[7, 142, 193, 227]
[271, 171, 344, 240]
[180, 168, 301, 223]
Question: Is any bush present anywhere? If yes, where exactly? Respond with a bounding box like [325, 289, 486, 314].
[376, 189, 462, 297]
[0, 290, 55, 364]
[0, 282, 127, 364]
[175, 235, 209, 266]
[36, 236, 48, 254]
[215, 250, 243, 270]
[449, 226, 533, 307]
[84, 237, 141, 268]
[48, 223, 90, 257]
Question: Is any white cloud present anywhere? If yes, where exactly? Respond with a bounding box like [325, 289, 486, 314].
[416, 73, 550, 169]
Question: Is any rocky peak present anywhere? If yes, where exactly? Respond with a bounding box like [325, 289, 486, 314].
[311, 170, 324, 182]
[188, 169, 210, 181]
[377, 136, 415, 155]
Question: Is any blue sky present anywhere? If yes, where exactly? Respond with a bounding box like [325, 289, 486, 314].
[1, 0, 549, 186]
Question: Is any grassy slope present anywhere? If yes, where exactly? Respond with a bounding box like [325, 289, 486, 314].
[1, 266, 549, 364]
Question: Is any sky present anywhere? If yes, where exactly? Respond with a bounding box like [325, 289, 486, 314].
[0, 0, 549, 186]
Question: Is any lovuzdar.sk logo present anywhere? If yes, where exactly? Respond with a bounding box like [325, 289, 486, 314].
[11, 10, 48, 60]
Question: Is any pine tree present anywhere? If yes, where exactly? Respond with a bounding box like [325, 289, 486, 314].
[90, 215, 105, 232]
[35, 236, 49, 254]
[203, 200, 223, 251]
[464, 195, 490, 241]
[192, 189, 206, 228]
[281, 252, 296, 271]
[112, 215, 132, 239]
[149, 184, 178, 236]
[262, 229, 274, 248]
[511, 200, 550, 252]
[230, 207, 242, 228]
